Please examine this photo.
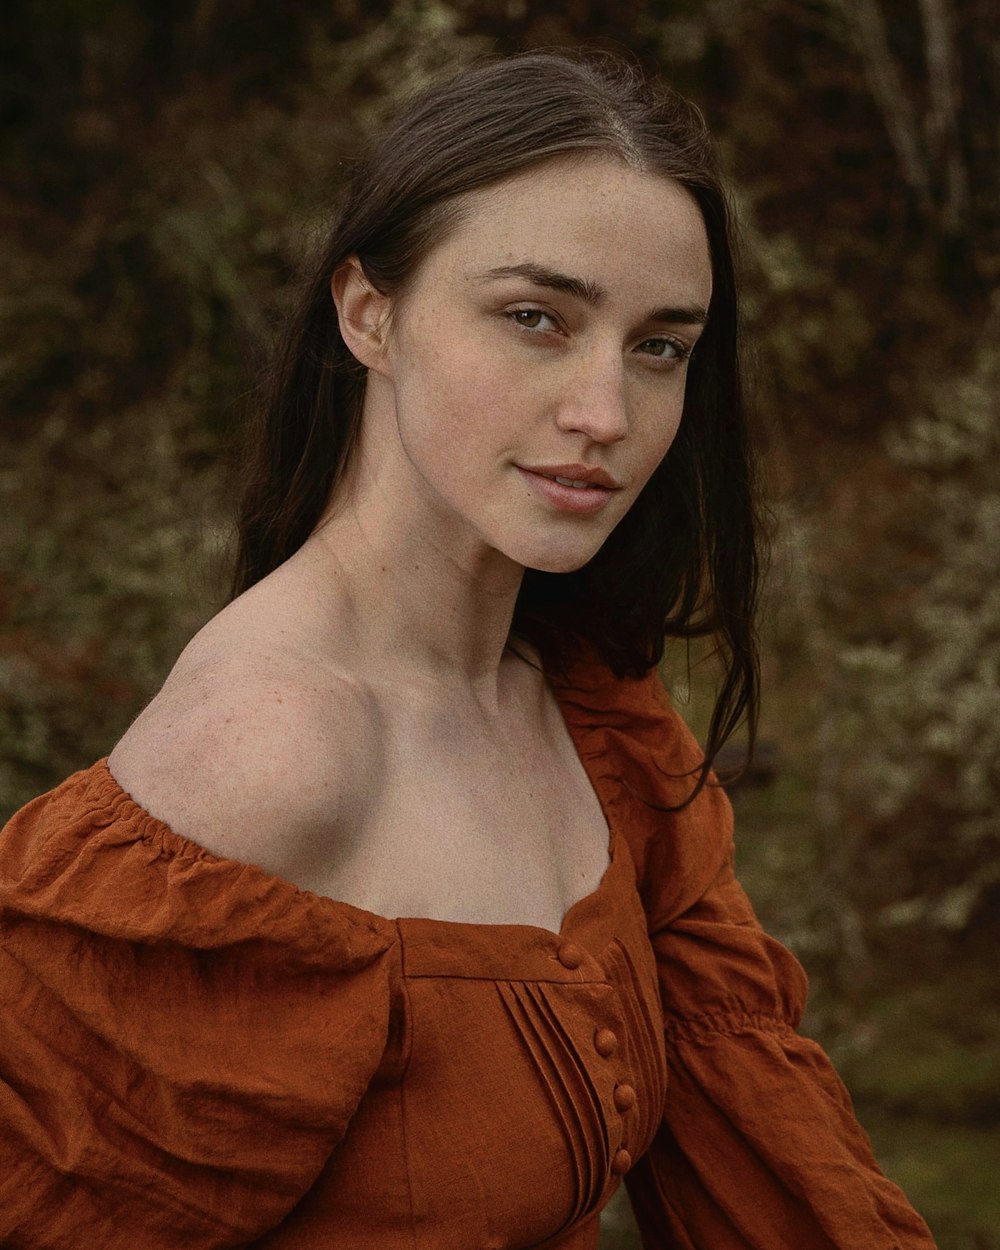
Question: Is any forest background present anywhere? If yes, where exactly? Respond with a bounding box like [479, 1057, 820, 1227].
[1, 1, 997, 1246]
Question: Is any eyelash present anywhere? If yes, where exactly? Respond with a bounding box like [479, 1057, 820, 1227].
[505, 307, 693, 366]
[636, 336, 693, 364]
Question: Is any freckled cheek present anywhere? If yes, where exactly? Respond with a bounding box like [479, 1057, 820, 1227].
[408, 344, 536, 439]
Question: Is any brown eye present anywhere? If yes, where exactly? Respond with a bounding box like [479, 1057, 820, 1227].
[509, 308, 557, 332]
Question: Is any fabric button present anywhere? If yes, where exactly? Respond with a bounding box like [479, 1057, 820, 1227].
[594, 1027, 618, 1058]
[611, 1148, 632, 1175]
[613, 1082, 636, 1112]
[557, 942, 583, 970]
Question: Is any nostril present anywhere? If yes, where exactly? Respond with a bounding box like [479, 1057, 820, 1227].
[554, 388, 630, 443]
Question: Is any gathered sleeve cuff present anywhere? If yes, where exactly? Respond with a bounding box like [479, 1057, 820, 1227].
[553, 657, 938, 1250]
[0, 761, 400, 1249]
[628, 848, 938, 1249]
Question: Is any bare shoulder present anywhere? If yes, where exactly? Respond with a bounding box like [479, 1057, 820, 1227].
[107, 618, 383, 882]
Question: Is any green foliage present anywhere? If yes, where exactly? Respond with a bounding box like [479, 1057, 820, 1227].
[801, 323, 1000, 930]
[863, 1118, 1000, 1250]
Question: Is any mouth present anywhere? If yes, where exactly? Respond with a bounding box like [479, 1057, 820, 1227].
[519, 463, 621, 491]
[515, 464, 621, 515]
[552, 475, 602, 490]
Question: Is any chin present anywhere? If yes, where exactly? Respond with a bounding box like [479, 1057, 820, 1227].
[517, 542, 605, 576]
[495, 516, 618, 576]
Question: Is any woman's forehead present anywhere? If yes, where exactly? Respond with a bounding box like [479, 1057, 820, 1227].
[423, 155, 713, 306]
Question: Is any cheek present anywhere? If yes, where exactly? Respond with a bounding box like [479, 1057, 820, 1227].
[391, 327, 526, 446]
[630, 392, 686, 487]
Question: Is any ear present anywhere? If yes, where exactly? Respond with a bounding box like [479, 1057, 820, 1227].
[331, 257, 393, 374]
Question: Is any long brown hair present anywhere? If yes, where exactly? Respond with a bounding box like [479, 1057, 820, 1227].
[231, 50, 762, 793]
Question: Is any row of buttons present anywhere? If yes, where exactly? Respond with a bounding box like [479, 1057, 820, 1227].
[558, 942, 635, 1177]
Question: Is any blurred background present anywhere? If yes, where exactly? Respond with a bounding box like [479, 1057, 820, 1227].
[1, 1, 997, 1245]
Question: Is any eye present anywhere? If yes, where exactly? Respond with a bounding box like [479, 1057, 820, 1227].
[508, 307, 558, 332]
[635, 335, 692, 365]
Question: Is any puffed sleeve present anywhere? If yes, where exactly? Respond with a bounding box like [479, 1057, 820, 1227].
[553, 658, 937, 1250]
[0, 761, 399, 1250]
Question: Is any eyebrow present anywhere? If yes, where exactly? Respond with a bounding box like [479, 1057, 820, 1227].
[477, 262, 710, 326]
[480, 263, 603, 306]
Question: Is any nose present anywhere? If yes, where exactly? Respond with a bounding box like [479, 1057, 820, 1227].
[554, 349, 629, 445]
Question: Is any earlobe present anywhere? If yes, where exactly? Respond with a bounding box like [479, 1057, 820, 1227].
[331, 258, 392, 373]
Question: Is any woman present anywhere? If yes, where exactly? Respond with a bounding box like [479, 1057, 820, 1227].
[0, 51, 935, 1250]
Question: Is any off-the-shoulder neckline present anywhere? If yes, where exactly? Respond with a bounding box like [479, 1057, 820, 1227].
[95, 748, 619, 943]
[86, 656, 637, 941]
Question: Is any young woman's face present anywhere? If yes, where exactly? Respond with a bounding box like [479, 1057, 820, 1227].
[361, 154, 713, 574]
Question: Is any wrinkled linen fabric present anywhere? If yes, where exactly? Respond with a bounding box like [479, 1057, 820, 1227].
[0, 655, 936, 1249]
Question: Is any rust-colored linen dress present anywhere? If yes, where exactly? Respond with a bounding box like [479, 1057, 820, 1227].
[0, 655, 936, 1249]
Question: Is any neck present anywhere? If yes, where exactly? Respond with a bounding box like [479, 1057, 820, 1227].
[311, 513, 524, 684]
[283, 381, 544, 708]
[295, 453, 533, 709]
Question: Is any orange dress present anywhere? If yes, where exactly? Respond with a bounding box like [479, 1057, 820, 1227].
[0, 656, 936, 1249]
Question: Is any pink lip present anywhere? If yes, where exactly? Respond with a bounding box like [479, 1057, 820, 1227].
[516, 464, 621, 515]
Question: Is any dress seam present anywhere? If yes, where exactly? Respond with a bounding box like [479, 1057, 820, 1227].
[394, 919, 420, 1250]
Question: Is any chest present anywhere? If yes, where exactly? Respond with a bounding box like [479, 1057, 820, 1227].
[314, 698, 612, 932]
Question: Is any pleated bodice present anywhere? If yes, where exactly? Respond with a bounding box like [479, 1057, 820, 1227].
[257, 820, 667, 1248]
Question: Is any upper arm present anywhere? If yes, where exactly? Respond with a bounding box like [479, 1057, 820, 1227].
[0, 732, 398, 1250]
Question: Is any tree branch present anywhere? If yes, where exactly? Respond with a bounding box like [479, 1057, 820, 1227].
[835, 0, 932, 212]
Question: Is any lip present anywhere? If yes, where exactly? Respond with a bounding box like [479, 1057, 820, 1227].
[518, 463, 622, 490]
[516, 463, 622, 515]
